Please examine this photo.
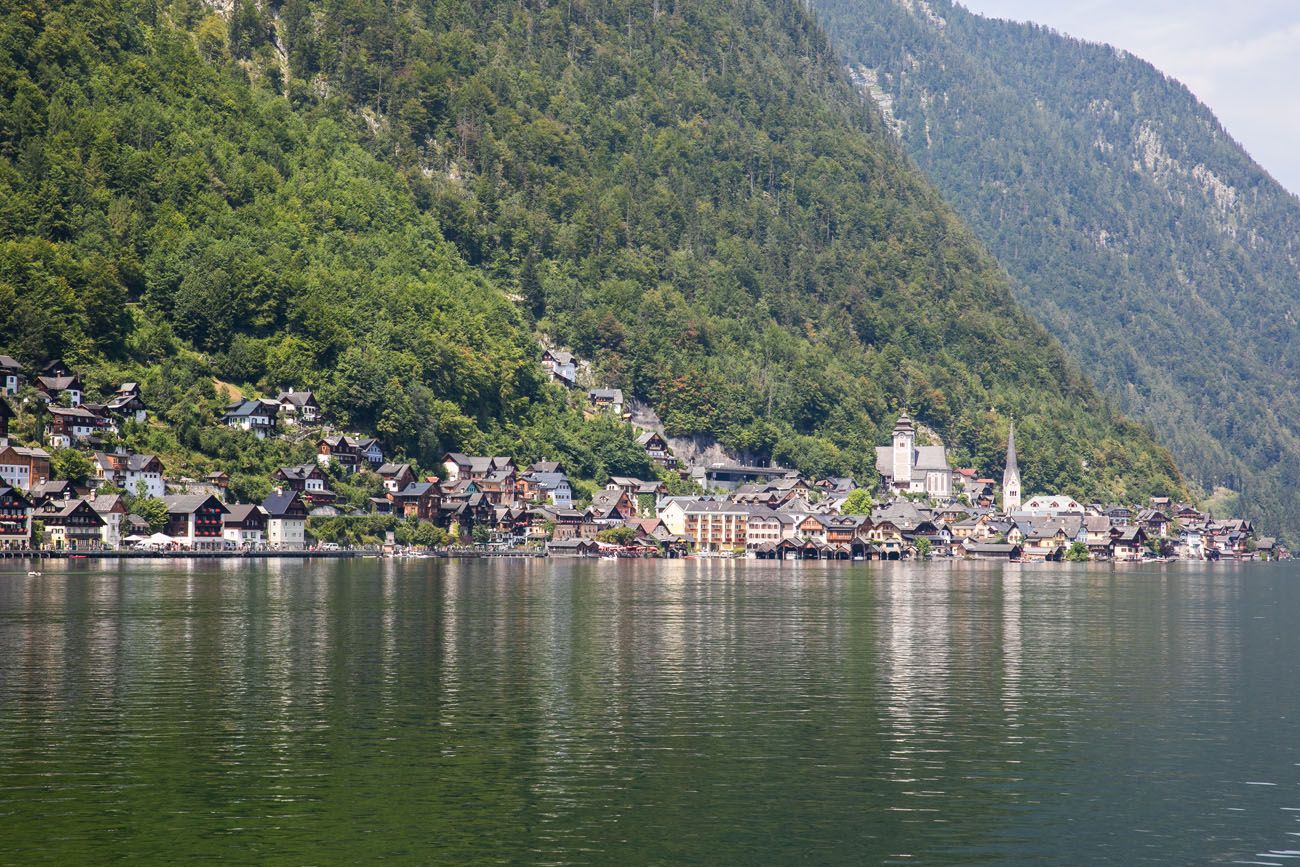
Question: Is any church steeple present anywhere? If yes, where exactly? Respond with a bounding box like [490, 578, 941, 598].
[1002, 421, 1021, 513]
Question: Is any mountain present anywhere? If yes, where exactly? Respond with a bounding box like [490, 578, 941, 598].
[0, 0, 1185, 502]
[812, 0, 1300, 537]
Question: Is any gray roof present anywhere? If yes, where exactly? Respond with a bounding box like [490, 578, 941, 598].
[162, 494, 228, 515]
[588, 388, 623, 401]
[262, 490, 305, 517]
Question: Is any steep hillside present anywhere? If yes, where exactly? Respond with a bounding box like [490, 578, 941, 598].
[813, 0, 1300, 536]
[0, 0, 1185, 500]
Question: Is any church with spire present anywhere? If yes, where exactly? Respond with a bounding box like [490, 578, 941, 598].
[1002, 421, 1021, 513]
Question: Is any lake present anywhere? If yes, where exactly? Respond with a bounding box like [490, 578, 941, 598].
[1, 558, 1298, 864]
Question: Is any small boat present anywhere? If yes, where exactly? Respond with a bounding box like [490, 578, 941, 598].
[599, 554, 619, 561]
[27, 571, 42, 577]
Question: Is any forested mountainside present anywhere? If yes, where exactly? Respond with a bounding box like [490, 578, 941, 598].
[813, 0, 1300, 537]
[0, 0, 1185, 501]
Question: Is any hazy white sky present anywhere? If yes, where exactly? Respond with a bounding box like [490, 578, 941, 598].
[959, 0, 1300, 196]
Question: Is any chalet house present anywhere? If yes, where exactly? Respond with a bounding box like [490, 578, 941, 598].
[0, 486, 32, 549]
[262, 490, 308, 550]
[1138, 509, 1170, 538]
[394, 481, 441, 521]
[275, 388, 320, 425]
[1083, 516, 1116, 557]
[875, 413, 952, 498]
[1103, 504, 1134, 525]
[1024, 523, 1070, 561]
[867, 519, 905, 559]
[204, 471, 230, 494]
[586, 388, 624, 416]
[441, 491, 495, 540]
[87, 492, 128, 549]
[818, 515, 868, 546]
[162, 494, 229, 551]
[543, 507, 597, 542]
[529, 461, 565, 475]
[476, 469, 517, 506]
[273, 464, 335, 504]
[222, 398, 279, 439]
[636, 431, 678, 469]
[0, 396, 12, 439]
[355, 437, 384, 468]
[519, 471, 572, 507]
[93, 450, 165, 498]
[0, 356, 23, 395]
[589, 489, 636, 525]
[1110, 526, 1148, 562]
[46, 405, 115, 448]
[29, 479, 78, 507]
[35, 370, 83, 406]
[106, 383, 147, 422]
[441, 454, 514, 483]
[317, 435, 359, 470]
[377, 462, 416, 494]
[40, 498, 105, 550]
[541, 349, 577, 387]
[222, 504, 267, 548]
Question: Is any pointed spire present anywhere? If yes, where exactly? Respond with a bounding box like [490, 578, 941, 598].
[1005, 421, 1019, 475]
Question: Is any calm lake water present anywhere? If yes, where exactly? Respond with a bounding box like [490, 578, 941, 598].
[1, 558, 1298, 864]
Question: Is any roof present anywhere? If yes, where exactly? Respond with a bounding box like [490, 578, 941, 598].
[396, 482, 438, 498]
[41, 498, 105, 525]
[377, 462, 411, 476]
[0, 355, 20, 372]
[545, 349, 575, 365]
[37, 374, 80, 392]
[224, 503, 265, 524]
[224, 398, 278, 419]
[588, 388, 624, 401]
[276, 464, 320, 481]
[262, 490, 305, 517]
[162, 494, 229, 515]
[275, 390, 317, 407]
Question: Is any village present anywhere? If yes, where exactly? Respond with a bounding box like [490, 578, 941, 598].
[0, 352, 1283, 562]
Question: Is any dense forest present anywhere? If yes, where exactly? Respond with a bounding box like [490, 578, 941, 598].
[0, 0, 1186, 502]
[814, 0, 1300, 538]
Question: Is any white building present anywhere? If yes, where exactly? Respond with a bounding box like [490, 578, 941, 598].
[262, 490, 307, 550]
[1021, 494, 1084, 516]
[875, 412, 951, 498]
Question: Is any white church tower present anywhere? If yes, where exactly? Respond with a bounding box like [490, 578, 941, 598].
[892, 412, 916, 491]
[1002, 421, 1021, 514]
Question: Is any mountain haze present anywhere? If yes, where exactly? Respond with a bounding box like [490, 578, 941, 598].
[814, 0, 1300, 537]
[0, 0, 1185, 500]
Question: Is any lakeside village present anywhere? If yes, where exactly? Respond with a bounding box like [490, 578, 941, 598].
[0, 351, 1283, 563]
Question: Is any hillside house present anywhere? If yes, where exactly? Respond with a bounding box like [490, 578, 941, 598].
[394, 481, 441, 521]
[275, 389, 320, 425]
[106, 383, 147, 422]
[93, 450, 165, 498]
[636, 431, 678, 469]
[46, 405, 115, 448]
[0, 356, 22, 395]
[0, 444, 50, 493]
[273, 464, 335, 505]
[586, 388, 624, 416]
[377, 463, 416, 494]
[541, 349, 577, 387]
[222, 399, 279, 439]
[35, 369, 83, 406]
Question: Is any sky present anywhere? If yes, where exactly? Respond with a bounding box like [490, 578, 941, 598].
[958, 0, 1300, 196]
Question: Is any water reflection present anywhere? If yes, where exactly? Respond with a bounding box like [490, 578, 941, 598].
[0, 559, 1296, 863]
